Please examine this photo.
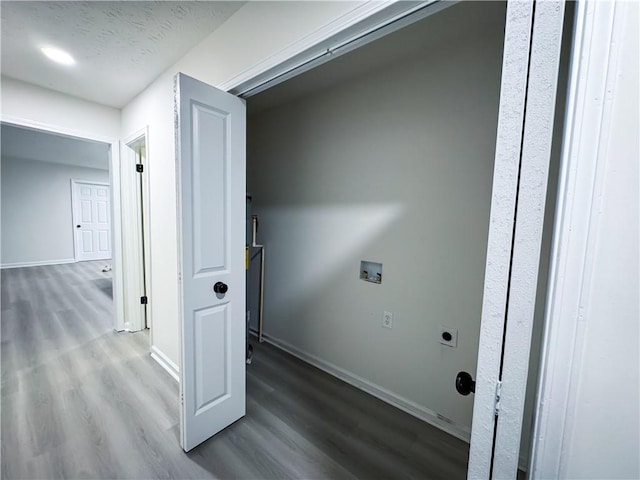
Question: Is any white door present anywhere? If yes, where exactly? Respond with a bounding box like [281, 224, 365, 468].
[175, 73, 246, 452]
[72, 181, 112, 261]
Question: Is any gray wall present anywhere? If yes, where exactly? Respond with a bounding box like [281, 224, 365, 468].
[247, 4, 506, 433]
[1, 157, 109, 266]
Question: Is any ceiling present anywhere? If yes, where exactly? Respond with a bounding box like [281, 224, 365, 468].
[1, 1, 244, 108]
[1, 123, 110, 170]
[248, 1, 507, 115]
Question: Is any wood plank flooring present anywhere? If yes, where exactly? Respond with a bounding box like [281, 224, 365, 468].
[1, 261, 469, 479]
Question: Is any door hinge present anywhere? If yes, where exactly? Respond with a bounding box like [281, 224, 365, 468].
[136, 164, 143, 173]
[180, 393, 184, 405]
[140, 296, 148, 305]
[494, 380, 502, 416]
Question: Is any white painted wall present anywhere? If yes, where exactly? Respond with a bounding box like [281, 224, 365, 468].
[246, 2, 507, 436]
[0, 76, 120, 139]
[121, 1, 370, 369]
[533, 2, 640, 477]
[1, 156, 109, 267]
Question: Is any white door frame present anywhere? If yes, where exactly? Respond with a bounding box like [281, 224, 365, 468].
[71, 179, 112, 262]
[120, 127, 152, 333]
[466, 2, 536, 476]
[488, 2, 566, 478]
[0, 115, 126, 331]
[223, 0, 567, 476]
[529, 1, 632, 476]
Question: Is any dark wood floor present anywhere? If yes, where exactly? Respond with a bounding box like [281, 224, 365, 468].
[1, 261, 469, 479]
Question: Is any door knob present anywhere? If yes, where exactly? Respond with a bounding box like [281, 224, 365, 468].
[213, 282, 228, 294]
[455, 371, 476, 396]
[76, 225, 81, 228]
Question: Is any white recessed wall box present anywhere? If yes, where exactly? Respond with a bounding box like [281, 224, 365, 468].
[360, 261, 382, 284]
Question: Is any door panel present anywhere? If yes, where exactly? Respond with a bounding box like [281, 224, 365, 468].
[81, 231, 92, 252]
[192, 104, 228, 273]
[194, 305, 229, 411]
[175, 72, 246, 452]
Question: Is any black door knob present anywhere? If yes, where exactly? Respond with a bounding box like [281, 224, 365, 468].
[213, 282, 228, 294]
[455, 371, 476, 396]
[76, 225, 81, 228]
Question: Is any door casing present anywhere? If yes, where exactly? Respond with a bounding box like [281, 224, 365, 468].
[219, 0, 568, 476]
[0, 116, 126, 332]
[120, 127, 151, 333]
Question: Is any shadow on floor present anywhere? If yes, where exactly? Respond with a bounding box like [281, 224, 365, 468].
[92, 278, 113, 298]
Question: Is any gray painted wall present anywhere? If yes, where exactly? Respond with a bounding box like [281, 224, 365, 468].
[247, 5, 506, 433]
[1, 156, 109, 266]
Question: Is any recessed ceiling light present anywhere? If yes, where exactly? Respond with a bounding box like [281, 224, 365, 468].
[40, 46, 75, 66]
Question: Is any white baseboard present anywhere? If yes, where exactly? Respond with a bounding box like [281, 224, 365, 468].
[150, 345, 179, 382]
[1, 258, 76, 269]
[251, 330, 472, 443]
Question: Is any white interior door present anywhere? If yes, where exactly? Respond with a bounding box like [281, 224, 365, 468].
[72, 180, 112, 262]
[175, 73, 246, 452]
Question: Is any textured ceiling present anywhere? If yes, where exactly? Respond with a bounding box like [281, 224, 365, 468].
[1, 1, 245, 108]
[1, 123, 110, 170]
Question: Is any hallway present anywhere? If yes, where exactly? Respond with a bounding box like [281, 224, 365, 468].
[1, 262, 468, 479]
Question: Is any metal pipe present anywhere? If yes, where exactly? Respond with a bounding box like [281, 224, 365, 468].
[258, 247, 265, 343]
[251, 215, 265, 343]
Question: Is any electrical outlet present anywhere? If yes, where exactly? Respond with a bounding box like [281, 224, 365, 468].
[439, 327, 458, 347]
[382, 311, 393, 329]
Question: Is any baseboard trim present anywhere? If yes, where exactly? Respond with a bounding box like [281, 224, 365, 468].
[251, 329, 471, 443]
[1, 258, 76, 269]
[150, 345, 179, 382]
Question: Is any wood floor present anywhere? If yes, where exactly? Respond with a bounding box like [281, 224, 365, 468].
[1, 261, 469, 479]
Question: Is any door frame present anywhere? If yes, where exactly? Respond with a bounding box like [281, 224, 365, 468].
[529, 1, 631, 476]
[480, 2, 566, 478]
[120, 127, 152, 333]
[220, 0, 568, 476]
[0, 115, 126, 331]
[70, 179, 112, 262]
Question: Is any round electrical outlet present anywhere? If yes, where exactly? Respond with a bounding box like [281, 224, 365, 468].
[442, 331, 453, 342]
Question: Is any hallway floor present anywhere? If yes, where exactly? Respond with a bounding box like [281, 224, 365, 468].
[1, 262, 468, 479]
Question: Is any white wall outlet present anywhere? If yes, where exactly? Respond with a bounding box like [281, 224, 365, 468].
[382, 311, 393, 329]
[439, 327, 458, 347]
